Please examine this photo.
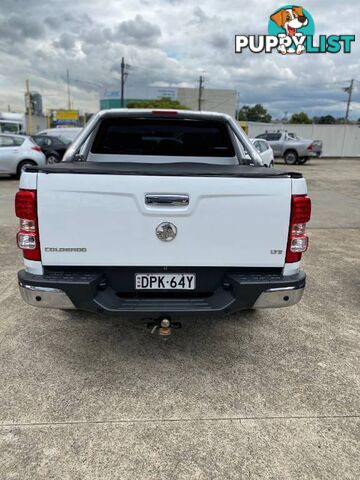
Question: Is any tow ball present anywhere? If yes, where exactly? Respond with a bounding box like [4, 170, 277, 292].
[147, 317, 182, 339]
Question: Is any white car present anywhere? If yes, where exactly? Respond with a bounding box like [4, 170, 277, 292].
[0, 134, 46, 177]
[37, 128, 82, 143]
[250, 138, 274, 167]
[16, 109, 311, 324]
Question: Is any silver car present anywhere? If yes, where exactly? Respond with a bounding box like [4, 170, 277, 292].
[0, 134, 46, 177]
[256, 131, 323, 165]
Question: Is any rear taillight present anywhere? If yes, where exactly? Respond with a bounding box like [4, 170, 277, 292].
[307, 143, 313, 150]
[286, 195, 311, 263]
[15, 189, 41, 261]
[31, 145, 42, 152]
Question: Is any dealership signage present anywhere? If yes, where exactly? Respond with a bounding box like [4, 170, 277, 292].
[52, 110, 79, 126]
[101, 86, 178, 101]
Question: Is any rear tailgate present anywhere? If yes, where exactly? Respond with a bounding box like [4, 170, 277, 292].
[37, 171, 291, 268]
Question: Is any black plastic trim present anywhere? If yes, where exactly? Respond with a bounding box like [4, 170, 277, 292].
[24, 162, 303, 178]
[18, 268, 306, 317]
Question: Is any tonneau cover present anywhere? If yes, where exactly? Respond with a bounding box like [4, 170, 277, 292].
[27, 162, 302, 178]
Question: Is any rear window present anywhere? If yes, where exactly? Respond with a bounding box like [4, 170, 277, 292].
[13, 137, 25, 146]
[91, 118, 235, 157]
[265, 133, 282, 141]
[255, 140, 268, 153]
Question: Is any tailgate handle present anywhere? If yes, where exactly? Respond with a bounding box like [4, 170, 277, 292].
[145, 194, 189, 206]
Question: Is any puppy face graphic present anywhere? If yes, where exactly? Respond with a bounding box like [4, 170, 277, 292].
[270, 6, 308, 36]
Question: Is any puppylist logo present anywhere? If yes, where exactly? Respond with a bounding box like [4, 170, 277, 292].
[235, 5, 355, 55]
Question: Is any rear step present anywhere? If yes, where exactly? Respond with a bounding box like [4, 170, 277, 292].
[95, 288, 234, 313]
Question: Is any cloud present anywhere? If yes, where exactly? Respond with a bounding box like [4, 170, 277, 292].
[192, 7, 208, 23]
[111, 15, 161, 47]
[0, 14, 45, 43]
[210, 34, 229, 49]
[53, 32, 77, 50]
[0, 0, 358, 120]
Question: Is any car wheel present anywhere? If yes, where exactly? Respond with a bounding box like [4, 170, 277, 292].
[16, 160, 36, 179]
[298, 157, 309, 165]
[284, 150, 298, 165]
[47, 154, 60, 164]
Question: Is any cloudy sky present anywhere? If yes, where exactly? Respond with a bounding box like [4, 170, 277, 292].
[0, 0, 359, 119]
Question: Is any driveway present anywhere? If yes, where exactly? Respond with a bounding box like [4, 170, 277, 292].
[0, 160, 359, 479]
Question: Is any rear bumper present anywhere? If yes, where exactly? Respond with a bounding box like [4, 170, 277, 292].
[308, 151, 322, 157]
[18, 268, 306, 317]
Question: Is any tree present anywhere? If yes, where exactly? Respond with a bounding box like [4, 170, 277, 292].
[237, 106, 249, 121]
[127, 97, 189, 110]
[237, 104, 272, 123]
[289, 112, 312, 124]
[314, 115, 336, 124]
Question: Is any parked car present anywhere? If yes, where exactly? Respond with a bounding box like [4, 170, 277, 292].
[36, 127, 82, 143]
[16, 109, 311, 328]
[250, 138, 274, 167]
[0, 134, 46, 177]
[256, 131, 322, 165]
[32, 135, 71, 163]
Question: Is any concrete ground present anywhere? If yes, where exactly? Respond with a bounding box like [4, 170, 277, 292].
[0, 159, 359, 479]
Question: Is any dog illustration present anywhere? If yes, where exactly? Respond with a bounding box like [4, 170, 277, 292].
[270, 6, 308, 54]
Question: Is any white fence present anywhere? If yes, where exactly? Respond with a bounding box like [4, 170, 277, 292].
[244, 122, 360, 158]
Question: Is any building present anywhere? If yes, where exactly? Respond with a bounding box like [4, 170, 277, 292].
[31, 92, 43, 116]
[100, 86, 237, 118]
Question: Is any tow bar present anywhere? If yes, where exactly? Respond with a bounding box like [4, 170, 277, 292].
[147, 317, 182, 339]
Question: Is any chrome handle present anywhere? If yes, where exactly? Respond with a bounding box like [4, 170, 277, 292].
[145, 194, 189, 206]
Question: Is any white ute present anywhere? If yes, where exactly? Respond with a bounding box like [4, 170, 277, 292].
[16, 110, 311, 318]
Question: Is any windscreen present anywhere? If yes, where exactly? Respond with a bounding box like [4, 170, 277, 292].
[91, 118, 236, 157]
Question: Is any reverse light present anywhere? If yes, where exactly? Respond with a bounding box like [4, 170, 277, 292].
[289, 236, 309, 253]
[15, 189, 41, 261]
[17, 233, 37, 250]
[286, 195, 311, 263]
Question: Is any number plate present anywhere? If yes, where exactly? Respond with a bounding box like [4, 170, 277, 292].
[135, 273, 196, 290]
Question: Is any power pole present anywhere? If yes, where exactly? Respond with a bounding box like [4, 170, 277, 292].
[344, 79, 354, 123]
[198, 75, 204, 111]
[120, 57, 125, 108]
[119, 57, 132, 108]
[66, 68, 71, 110]
[25, 79, 32, 135]
[236, 91, 241, 119]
